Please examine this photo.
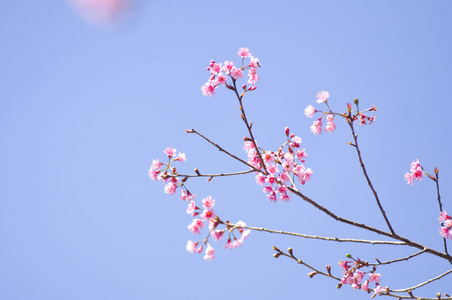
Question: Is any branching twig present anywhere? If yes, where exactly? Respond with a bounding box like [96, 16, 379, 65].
[390, 268, 452, 293]
[348, 119, 395, 235]
[187, 129, 261, 172]
[167, 169, 255, 179]
[434, 170, 449, 256]
[369, 248, 427, 266]
[224, 222, 406, 245]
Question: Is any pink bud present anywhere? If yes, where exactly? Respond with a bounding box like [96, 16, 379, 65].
[285, 127, 290, 136]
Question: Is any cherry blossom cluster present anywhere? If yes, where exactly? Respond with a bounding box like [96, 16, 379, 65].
[149, 147, 251, 260]
[245, 128, 313, 202]
[404, 159, 424, 185]
[185, 193, 251, 260]
[338, 258, 387, 298]
[305, 93, 377, 135]
[439, 210, 452, 240]
[148, 147, 186, 195]
[201, 47, 260, 97]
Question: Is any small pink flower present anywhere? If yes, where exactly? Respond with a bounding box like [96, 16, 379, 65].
[201, 81, 217, 97]
[230, 67, 244, 80]
[211, 230, 224, 241]
[304, 105, 316, 118]
[369, 273, 381, 284]
[186, 240, 202, 254]
[216, 72, 227, 85]
[247, 68, 259, 85]
[290, 136, 302, 148]
[439, 210, 451, 223]
[208, 62, 222, 75]
[180, 189, 195, 201]
[203, 244, 215, 260]
[439, 227, 452, 239]
[164, 182, 177, 195]
[186, 200, 197, 214]
[202, 196, 215, 209]
[255, 173, 266, 185]
[151, 159, 162, 170]
[148, 168, 159, 181]
[175, 152, 186, 162]
[221, 61, 234, 74]
[316, 91, 330, 103]
[372, 285, 387, 296]
[362, 280, 369, 291]
[238, 47, 251, 58]
[404, 172, 414, 185]
[188, 219, 204, 234]
[248, 56, 260, 68]
[200, 208, 216, 221]
[324, 121, 336, 133]
[224, 238, 233, 249]
[163, 147, 177, 158]
[310, 119, 322, 135]
[296, 149, 307, 162]
[243, 141, 255, 151]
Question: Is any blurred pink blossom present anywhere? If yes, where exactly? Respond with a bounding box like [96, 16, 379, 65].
[67, 0, 128, 24]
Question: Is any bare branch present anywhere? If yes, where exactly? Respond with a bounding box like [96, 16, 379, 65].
[369, 249, 427, 266]
[390, 268, 452, 293]
[166, 169, 255, 179]
[232, 223, 406, 245]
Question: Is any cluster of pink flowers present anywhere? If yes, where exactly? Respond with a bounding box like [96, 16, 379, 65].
[148, 147, 186, 195]
[439, 210, 452, 240]
[149, 147, 251, 260]
[201, 47, 260, 97]
[339, 260, 386, 297]
[246, 128, 313, 202]
[305, 93, 377, 135]
[404, 159, 424, 185]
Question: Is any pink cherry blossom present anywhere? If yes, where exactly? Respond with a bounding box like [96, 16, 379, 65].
[238, 47, 251, 58]
[247, 68, 259, 85]
[211, 230, 224, 241]
[324, 121, 336, 133]
[290, 136, 302, 148]
[208, 62, 222, 75]
[200, 208, 216, 221]
[361, 280, 369, 291]
[175, 152, 186, 162]
[188, 218, 204, 234]
[439, 210, 451, 222]
[296, 149, 307, 162]
[201, 81, 217, 97]
[369, 273, 381, 284]
[230, 67, 244, 80]
[202, 196, 215, 209]
[180, 189, 195, 201]
[148, 168, 159, 181]
[151, 159, 162, 170]
[304, 105, 316, 118]
[186, 200, 197, 215]
[255, 173, 266, 186]
[186, 240, 202, 254]
[439, 227, 452, 239]
[316, 91, 330, 103]
[372, 285, 387, 296]
[163, 147, 177, 158]
[221, 61, 234, 74]
[310, 119, 322, 135]
[164, 182, 177, 195]
[249, 56, 260, 68]
[203, 244, 215, 260]
[216, 72, 228, 85]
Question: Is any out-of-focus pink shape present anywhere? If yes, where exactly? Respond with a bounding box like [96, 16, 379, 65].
[67, 0, 128, 24]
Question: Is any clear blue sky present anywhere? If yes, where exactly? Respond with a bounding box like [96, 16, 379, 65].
[1, 1, 451, 299]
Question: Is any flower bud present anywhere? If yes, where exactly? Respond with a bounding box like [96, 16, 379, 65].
[285, 127, 290, 136]
[354, 98, 359, 105]
[345, 254, 352, 258]
[287, 247, 293, 256]
[273, 253, 280, 258]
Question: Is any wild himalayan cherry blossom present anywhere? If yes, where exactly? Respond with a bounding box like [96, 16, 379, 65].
[304, 105, 316, 118]
[316, 90, 330, 103]
[404, 159, 424, 185]
[186, 240, 203, 254]
[339, 260, 384, 294]
[163, 147, 177, 158]
[230, 67, 244, 80]
[310, 119, 322, 135]
[324, 114, 336, 133]
[439, 210, 452, 240]
[238, 47, 252, 58]
[201, 81, 216, 97]
[203, 245, 215, 260]
[67, 0, 128, 24]
[188, 218, 204, 234]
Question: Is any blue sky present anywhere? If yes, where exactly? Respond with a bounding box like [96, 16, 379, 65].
[1, 1, 452, 299]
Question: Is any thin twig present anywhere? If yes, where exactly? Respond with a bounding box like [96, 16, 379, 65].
[167, 169, 255, 179]
[369, 248, 427, 266]
[287, 186, 452, 262]
[390, 268, 452, 293]
[229, 223, 406, 245]
[434, 170, 449, 256]
[187, 129, 261, 172]
[348, 119, 395, 235]
[231, 79, 268, 174]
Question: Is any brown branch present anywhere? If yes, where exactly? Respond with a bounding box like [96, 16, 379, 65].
[434, 170, 449, 256]
[230, 223, 406, 245]
[348, 119, 395, 235]
[369, 248, 427, 266]
[187, 129, 261, 172]
[287, 186, 452, 262]
[167, 169, 255, 179]
[390, 268, 452, 293]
